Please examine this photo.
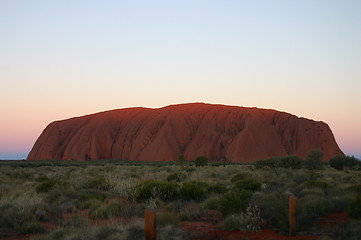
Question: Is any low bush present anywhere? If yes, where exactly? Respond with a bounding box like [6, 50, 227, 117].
[17, 221, 47, 234]
[222, 205, 263, 232]
[222, 214, 246, 230]
[167, 172, 187, 182]
[202, 195, 220, 210]
[195, 156, 208, 167]
[95, 225, 122, 240]
[255, 155, 304, 169]
[329, 220, 361, 240]
[207, 183, 228, 194]
[302, 180, 329, 189]
[347, 184, 361, 193]
[234, 179, 261, 192]
[297, 195, 334, 231]
[135, 180, 180, 202]
[123, 220, 144, 240]
[180, 181, 207, 201]
[251, 192, 288, 233]
[305, 150, 324, 170]
[67, 214, 89, 228]
[0, 204, 33, 229]
[231, 172, 250, 183]
[36, 178, 65, 193]
[348, 195, 361, 219]
[83, 177, 110, 191]
[329, 155, 360, 170]
[218, 190, 252, 215]
[298, 188, 324, 198]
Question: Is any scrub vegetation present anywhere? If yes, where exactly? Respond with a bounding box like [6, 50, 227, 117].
[0, 152, 360, 240]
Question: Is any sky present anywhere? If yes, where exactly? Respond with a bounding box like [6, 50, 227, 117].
[0, 0, 360, 160]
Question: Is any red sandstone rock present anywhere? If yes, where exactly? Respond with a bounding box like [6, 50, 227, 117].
[27, 103, 343, 162]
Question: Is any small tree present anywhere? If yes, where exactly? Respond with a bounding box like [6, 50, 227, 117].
[305, 150, 324, 170]
[176, 154, 186, 169]
[195, 156, 208, 167]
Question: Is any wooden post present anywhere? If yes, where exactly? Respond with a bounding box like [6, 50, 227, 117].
[145, 210, 156, 240]
[289, 196, 296, 236]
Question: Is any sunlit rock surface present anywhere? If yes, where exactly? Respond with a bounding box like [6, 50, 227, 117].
[27, 103, 343, 162]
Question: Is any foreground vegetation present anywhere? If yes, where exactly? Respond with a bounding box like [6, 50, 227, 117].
[0, 153, 360, 240]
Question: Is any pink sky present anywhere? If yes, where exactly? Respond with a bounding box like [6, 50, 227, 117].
[1, 1, 360, 159]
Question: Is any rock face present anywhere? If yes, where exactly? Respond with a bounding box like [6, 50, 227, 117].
[27, 103, 343, 162]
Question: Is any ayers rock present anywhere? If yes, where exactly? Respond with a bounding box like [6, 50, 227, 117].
[27, 103, 343, 162]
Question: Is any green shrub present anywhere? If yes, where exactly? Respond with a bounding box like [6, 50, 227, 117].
[18, 221, 47, 234]
[305, 150, 324, 170]
[135, 180, 180, 202]
[0, 204, 33, 228]
[36, 179, 58, 193]
[297, 196, 334, 231]
[347, 184, 361, 193]
[36, 176, 50, 182]
[302, 180, 329, 189]
[83, 177, 110, 190]
[234, 179, 261, 192]
[37, 227, 71, 240]
[231, 172, 250, 183]
[95, 225, 122, 240]
[298, 188, 324, 198]
[123, 220, 144, 240]
[67, 214, 89, 228]
[167, 172, 187, 182]
[348, 195, 361, 219]
[195, 156, 208, 167]
[218, 190, 252, 215]
[180, 181, 207, 201]
[329, 220, 361, 240]
[222, 205, 263, 232]
[255, 156, 304, 169]
[251, 192, 288, 233]
[329, 155, 360, 170]
[207, 183, 228, 194]
[202, 196, 220, 210]
[36, 177, 69, 194]
[222, 214, 247, 230]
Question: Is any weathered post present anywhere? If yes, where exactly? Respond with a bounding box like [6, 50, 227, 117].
[145, 210, 156, 240]
[289, 196, 296, 236]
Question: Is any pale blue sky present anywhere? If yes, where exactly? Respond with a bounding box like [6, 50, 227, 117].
[1, 0, 360, 159]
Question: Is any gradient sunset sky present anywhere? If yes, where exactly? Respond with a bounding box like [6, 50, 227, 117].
[1, 0, 360, 159]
